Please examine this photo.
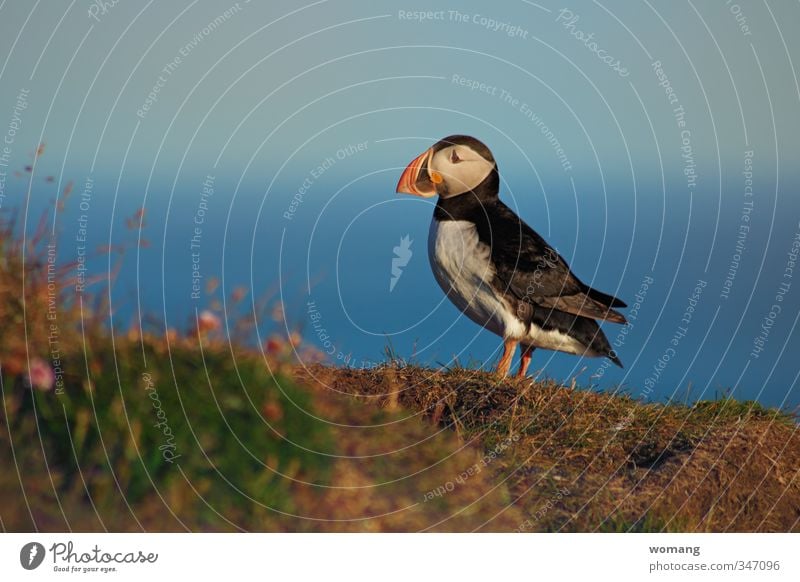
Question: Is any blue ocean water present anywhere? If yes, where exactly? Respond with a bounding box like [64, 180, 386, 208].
[24, 154, 800, 412]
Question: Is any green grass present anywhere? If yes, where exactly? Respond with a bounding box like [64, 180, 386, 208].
[3, 340, 334, 530]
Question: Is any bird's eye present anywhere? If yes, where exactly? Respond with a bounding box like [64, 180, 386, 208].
[450, 149, 461, 163]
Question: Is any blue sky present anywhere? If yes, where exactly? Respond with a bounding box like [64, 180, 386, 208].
[2, 1, 799, 408]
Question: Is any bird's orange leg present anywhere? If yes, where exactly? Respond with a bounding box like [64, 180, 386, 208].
[517, 345, 535, 377]
[496, 339, 518, 377]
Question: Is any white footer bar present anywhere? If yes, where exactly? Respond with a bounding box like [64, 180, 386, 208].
[1, 533, 795, 581]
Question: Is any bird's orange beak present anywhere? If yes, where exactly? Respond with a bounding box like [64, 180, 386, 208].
[396, 148, 436, 197]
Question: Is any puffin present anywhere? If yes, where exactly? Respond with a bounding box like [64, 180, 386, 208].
[396, 135, 627, 377]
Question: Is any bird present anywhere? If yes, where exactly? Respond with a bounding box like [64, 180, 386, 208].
[396, 135, 627, 377]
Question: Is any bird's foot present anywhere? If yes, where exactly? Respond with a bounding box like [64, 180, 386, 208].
[516, 345, 536, 377]
[495, 339, 519, 377]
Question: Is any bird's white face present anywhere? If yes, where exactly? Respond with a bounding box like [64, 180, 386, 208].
[428, 145, 496, 198]
[396, 140, 495, 198]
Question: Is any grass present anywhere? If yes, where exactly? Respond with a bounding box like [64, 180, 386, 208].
[300, 364, 799, 532]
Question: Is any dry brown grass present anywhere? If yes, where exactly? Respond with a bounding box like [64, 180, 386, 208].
[297, 364, 800, 532]
[283, 378, 525, 532]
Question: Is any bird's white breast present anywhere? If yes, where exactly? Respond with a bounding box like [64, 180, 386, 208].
[427, 218, 595, 355]
[428, 219, 526, 338]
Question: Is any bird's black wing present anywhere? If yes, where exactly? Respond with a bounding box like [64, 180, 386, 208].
[475, 200, 627, 324]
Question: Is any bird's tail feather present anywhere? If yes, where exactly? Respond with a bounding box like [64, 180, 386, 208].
[585, 286, 627, 308]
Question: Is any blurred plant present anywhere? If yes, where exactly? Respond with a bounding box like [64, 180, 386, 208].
[0, 153, 330, 530]
[26, 357, 54, 391]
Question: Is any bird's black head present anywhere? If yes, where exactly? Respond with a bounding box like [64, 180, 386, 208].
[396, 135, 499, 200]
